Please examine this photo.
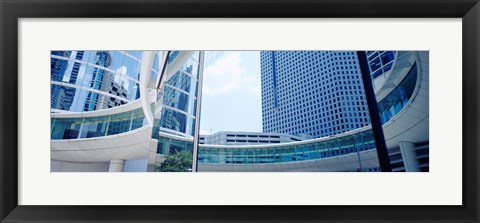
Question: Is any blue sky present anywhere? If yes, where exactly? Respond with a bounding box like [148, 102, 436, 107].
[199, 51, 262, 135]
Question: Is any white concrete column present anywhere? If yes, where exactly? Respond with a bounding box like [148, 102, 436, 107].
[399, 141, 420, 172]
[147, 139, 159, 172]
[139, 51, 156, 127]
[109, 159, 126, 172]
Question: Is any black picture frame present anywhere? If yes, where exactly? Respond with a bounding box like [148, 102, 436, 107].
[1, 0, 478, 222]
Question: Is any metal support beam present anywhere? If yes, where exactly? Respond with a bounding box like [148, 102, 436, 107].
[356, 51, 392, 172]
[192, 51, 205, 172]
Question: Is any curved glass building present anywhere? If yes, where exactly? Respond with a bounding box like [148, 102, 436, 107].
[51, 51, 202, 172]
[50, 51, 200, 136]
[50, 50, 428, 172]
[50, 51, 151, 112]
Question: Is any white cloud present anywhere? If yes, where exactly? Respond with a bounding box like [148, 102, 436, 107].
[115, 66, 129, 89]
[199, 129, 211, 135]
[116, 65, 128, 76]
[202, 52, 260, 96]
[243, 74, 261, 96]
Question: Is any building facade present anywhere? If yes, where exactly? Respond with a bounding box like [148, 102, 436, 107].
[51, 51, 203, 172]
[366, 51, 396, 79]
[158, 51, 201, 137]
[50, 50, 202, 138]
[260, 51, 371, 138]
[50, 51, 150, 112]
[50, 51, 72, 109]
[199, 131, 311, 145]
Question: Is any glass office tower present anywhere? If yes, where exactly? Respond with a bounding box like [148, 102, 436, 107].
[260, 51, 371, 138]
[50, 51, 149, 112]
[50, 50, 200, 139]
[50, 51, 72, 109]
[158, 51, 201, 137]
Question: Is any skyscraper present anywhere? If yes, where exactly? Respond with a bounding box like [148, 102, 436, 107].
[158, 51, 201, 137]
[51, 51, 85, 111]
[260, 51, 371, 138]
[96, 72, 128, 109]
[83, 51, 113, 111]
[50, 51, 142, 113]
[50, 51, 71, 109]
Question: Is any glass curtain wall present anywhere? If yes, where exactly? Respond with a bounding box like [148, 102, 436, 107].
[151, 51, 202, 172]
[368, 51, 430, 172]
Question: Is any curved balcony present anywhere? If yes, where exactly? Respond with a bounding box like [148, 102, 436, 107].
[155, 128, 379, 172]
[51, 103, 148, 140]
[50, 99, 155, 163]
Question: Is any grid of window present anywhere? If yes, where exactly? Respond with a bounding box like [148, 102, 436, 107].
[51, 51, 72, 109]
[199, 132, 306, 145]
[377, 63, 418, 124]
[159, 52, 200, 137]
[366, 51, 395, 79]
[51, 50, 201, 137]
[198, 129, 376, 165]
[51, 107, 147, 139]
[157, 134, 194, 155]
[260, 51, 371, 138]
[50, 50, 156, 112]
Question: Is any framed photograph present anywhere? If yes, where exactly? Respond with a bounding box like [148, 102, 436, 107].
[1, 0, 478, 222]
